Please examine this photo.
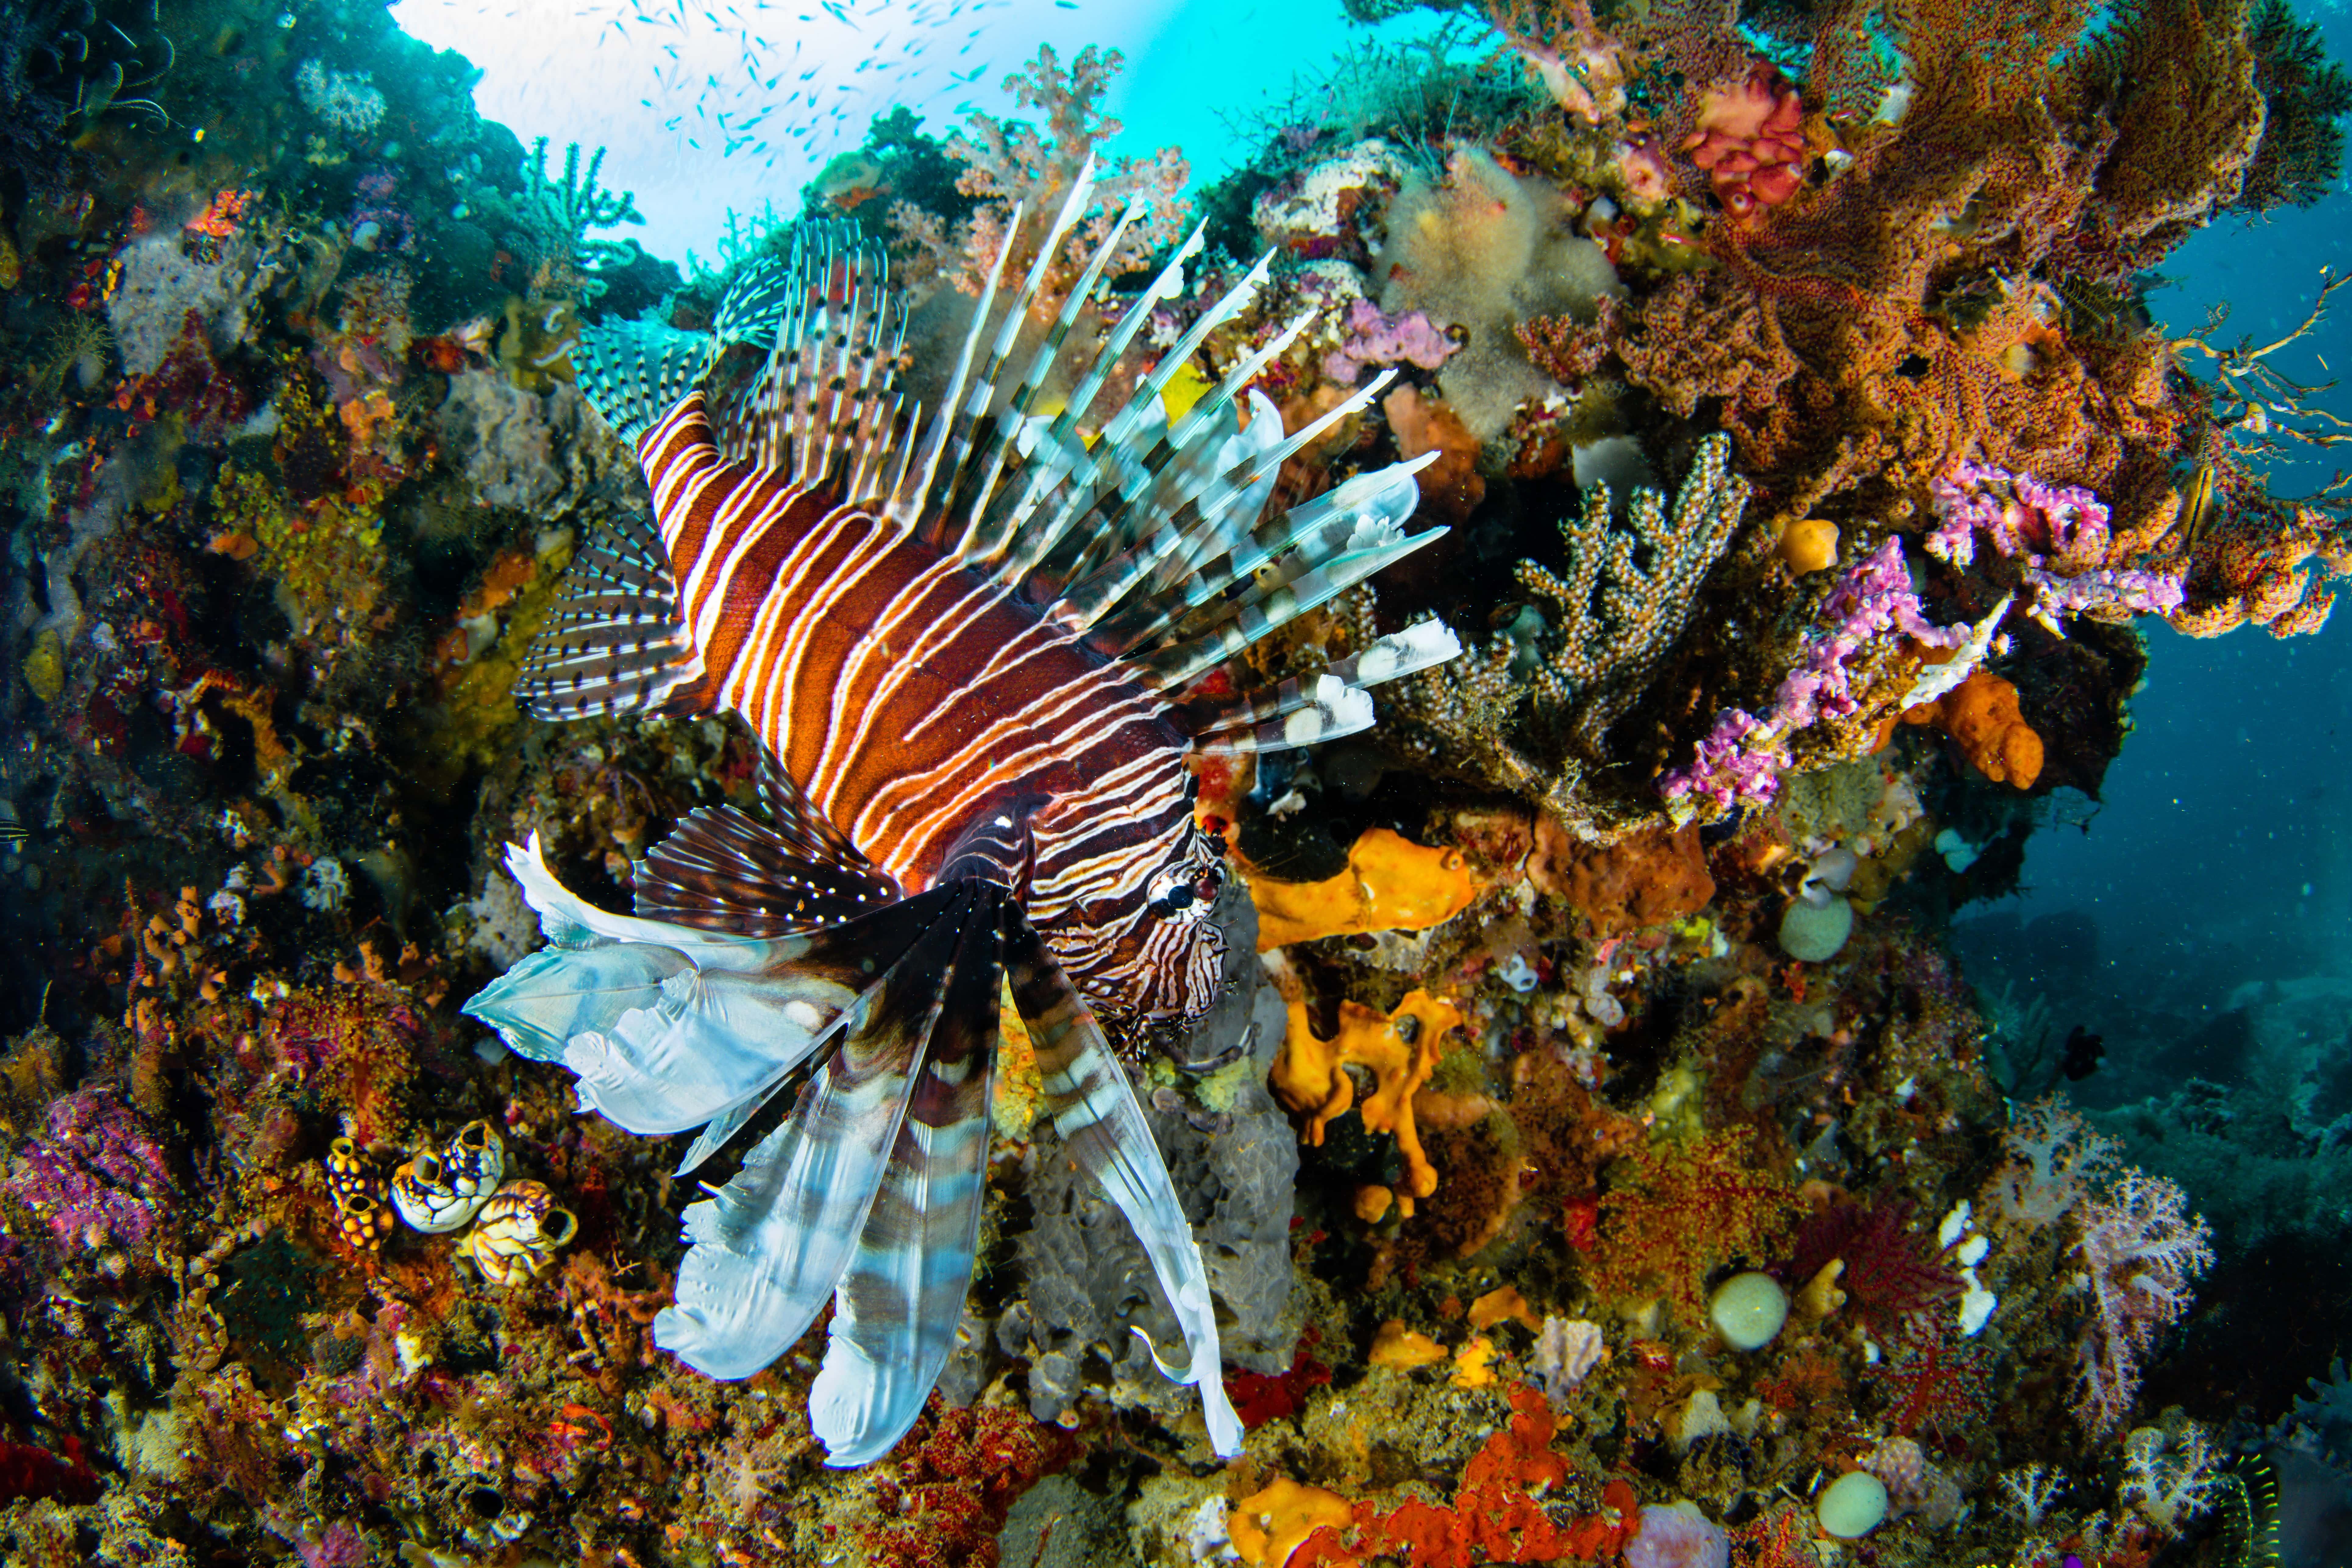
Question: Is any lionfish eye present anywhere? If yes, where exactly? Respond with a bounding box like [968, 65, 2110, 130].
[1146, 868, 1197, 914]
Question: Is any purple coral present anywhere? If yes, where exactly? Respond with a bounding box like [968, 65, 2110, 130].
[5, 1089, 175, 1251]
[1660, 539, 1970, 809]
[2068, 1171, 2213, 1435]
[1929, 461, 2185, 633]
[1321, 299, 1459, 385]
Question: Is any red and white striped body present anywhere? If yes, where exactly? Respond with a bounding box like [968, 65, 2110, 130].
[635, 391, 1226, 1027]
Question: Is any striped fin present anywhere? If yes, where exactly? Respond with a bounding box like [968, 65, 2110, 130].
[654, 882, 979, 1382]
[1004, 913, 1244, 1458]
[637, 804, 901, 937]
[1173, 619, 1466, 755]
[738, 222, 914, 498]
[572, 320, 714, 446]
[462, 836, 896, 1138]
[809, 886, 1005, 1466]
[518, 507, 704, 721]
[713, 250, 800, 349]
[756, 743, 878, 869]
[1128, 465, 1443, 691]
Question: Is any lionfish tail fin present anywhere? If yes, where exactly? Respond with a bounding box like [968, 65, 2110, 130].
[1003, 912, 1244, 1459]
[517, 506, 705, 721]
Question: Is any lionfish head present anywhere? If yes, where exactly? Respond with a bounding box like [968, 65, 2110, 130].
[1051, 812, 1231, 1047]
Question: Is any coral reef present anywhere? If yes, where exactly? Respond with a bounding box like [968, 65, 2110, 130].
[0, 0, 2334, 1559]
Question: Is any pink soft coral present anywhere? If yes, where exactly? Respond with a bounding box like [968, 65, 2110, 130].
[890, 44, 1188, 315]
[1681, 62, 1809, 218]
[2068, 1172, 2213, 1436]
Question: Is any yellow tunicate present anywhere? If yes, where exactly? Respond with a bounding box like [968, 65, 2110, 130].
[1160, 357, 1214, 424]
[1368, 1320, 1446, 1370]
[1451, 1335, 1499, 1388]
[1229, 1476, 1354, 1567]
[21, 630, 62, 703]
[1777, 515, 1840, 574]
[1468, 1284, 1542, 1332]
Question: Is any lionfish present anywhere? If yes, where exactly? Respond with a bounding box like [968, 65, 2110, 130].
[462, 164, 1460, 1465]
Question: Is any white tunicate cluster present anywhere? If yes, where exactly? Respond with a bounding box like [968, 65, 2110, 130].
[206, 890, 245, 928]
[295, 59, 386, 134]
[300, 857, 350, 913]
[1496, 952, 1539, 993]
[1577, 959, 1625, 1027]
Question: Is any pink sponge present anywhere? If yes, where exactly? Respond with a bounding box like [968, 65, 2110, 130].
[1625, 1503, 1730, 1568]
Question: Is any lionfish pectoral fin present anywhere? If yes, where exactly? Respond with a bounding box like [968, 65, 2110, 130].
[636, 802, 900, 938]
[518, 504, 706, 722]
[808, 883, 1006, 1466]
[654, 883, 979, 1382]
[467, 837, 895, 1138]
[571, 319, 716, 446]
[1003, 912, 1245, 1460]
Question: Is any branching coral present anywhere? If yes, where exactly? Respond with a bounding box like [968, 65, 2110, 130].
[519, 138, 644, 300]
[2237, 0, 2352, 211]
[2068, 1172, 2214, 1435]
[1586, 1127, 1795, 1318]
[1390, 435, 1751, 828]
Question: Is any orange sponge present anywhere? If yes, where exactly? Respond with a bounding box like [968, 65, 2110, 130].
[1903, 670, 2042, 788]
[1248, 827, 1482, 951]
[1270, 981, 1466, 1210]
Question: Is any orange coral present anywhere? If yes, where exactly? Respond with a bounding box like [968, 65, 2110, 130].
[1381, 386, 1485, 522]
[1271, 985, 1465, 1209]
[1249, 827, 1482, 950]
[1586, 1127, 1796, 1318]
[1902, 670, 2043, 789]
[1286, 1388, 1642, 1568]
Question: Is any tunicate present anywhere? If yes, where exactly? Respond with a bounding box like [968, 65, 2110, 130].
[1707, 1271, 1789, 1350]
[1778, 895, 1853, 962]
[1816, 1471, 1889, 1538]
